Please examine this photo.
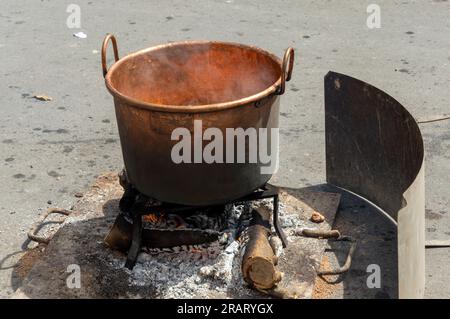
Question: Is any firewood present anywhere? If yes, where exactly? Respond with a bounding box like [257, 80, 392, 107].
[241, 206, 282, 290]
[310, 211, 325, 223]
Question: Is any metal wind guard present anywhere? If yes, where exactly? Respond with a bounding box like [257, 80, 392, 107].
[325, 72, 425, 298]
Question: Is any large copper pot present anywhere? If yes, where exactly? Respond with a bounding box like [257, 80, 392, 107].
[102, 34, 294, 205]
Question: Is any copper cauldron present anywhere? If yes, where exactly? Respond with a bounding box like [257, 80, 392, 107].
[102, 34, 294, 206]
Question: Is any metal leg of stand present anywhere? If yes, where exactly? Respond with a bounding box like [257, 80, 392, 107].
[273, 194, 287, 247]
[119, 187, 138, 213]
[125, 213, 142, 269]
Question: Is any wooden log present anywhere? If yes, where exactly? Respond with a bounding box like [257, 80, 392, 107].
[241, 206, 282, 290]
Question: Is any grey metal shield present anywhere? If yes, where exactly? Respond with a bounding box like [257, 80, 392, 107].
[325, 71, 425, 298]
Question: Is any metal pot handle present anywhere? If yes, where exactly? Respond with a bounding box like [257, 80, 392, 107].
[276, 47, 294, 95]
[102, 34, 120, 78]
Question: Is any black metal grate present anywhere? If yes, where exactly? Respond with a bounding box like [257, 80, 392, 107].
[118, 175, 287, 269]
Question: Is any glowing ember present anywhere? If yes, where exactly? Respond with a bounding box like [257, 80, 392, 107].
[143, 213, 164, 223]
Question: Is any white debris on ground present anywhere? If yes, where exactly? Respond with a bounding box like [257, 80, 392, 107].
[73, 31, 87, 39]
[32, 95, 53, 101]
[101, 200, 305, 299]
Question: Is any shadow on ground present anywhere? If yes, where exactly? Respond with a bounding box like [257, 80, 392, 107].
[282, 184, 398, 299]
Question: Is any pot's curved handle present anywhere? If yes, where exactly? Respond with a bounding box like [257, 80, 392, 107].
[276, 47, 294, 95]
[102, 34, 120, 78]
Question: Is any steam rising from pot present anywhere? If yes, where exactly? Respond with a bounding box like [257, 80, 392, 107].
[109, 42, 281, 107]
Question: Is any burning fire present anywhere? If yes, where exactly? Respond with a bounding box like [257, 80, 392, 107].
[143, 213, 164, 223]
[142, 213, 185, 228]
[191, 247, 203, 253]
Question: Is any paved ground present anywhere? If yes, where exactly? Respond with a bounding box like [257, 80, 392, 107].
[0, 0, 449, 298]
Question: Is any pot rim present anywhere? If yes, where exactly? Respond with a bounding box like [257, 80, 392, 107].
[104, 40, 283, 113]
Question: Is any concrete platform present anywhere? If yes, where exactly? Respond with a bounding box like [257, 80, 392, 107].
[12, 173, 345, 299]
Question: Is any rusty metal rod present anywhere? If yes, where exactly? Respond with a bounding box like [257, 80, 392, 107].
[425, 240, 450, 248]
[296, 228, 341, 239]
[27, 208, 71, 244]
[295, 228, 357, 276]
[317, 239, 357, 276]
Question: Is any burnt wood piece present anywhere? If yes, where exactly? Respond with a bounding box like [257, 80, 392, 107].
[233, 183, 287, 247]
[242, 207, 282, 290]
[105, 215, 221, 252]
